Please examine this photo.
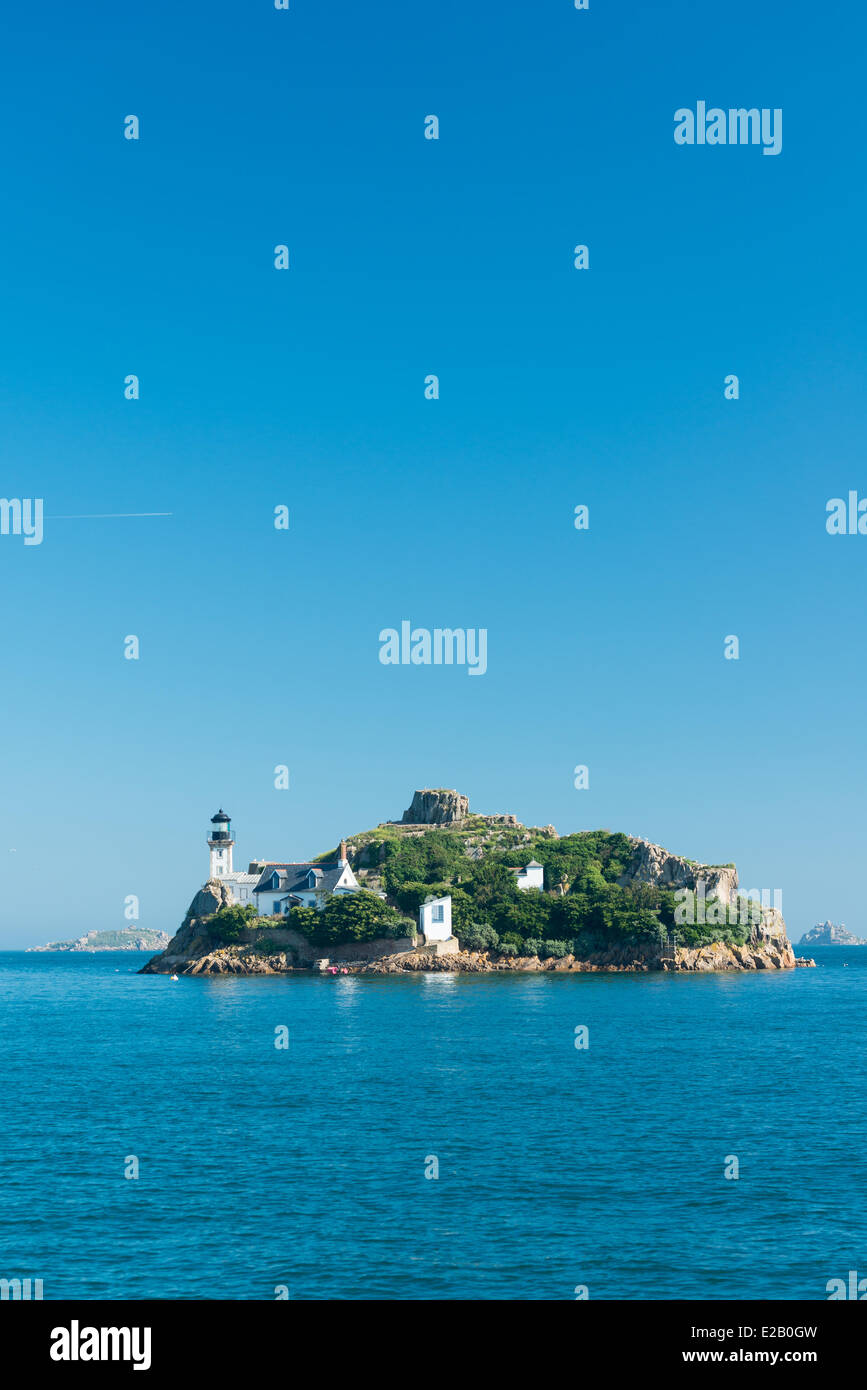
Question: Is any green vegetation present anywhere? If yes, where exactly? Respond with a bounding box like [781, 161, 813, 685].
[209, 903, 259, 943]
[207, 824, 750, 956]
[208, 893, 413, 950]
[455, 923, 500, 953]
[289, 892, 413, 947]
[358, 827, 749, 954]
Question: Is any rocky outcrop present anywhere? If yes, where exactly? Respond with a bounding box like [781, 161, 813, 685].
[401, 788, 469, 825]
[143, 929, 810, 978]
[617, 837, 792, 953]
[140, 878, 235, 974]
[189, 878, 234, 918]
[359, 941, 807, 975]
[674, 939, 796, 971]
[141, 881, 416, 975]
[166, 938, 812, 977]
[799, 921, 866, 946]
[618, 837, 739, 906]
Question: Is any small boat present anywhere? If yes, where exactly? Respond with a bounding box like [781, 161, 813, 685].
[170, 974, 179, 981]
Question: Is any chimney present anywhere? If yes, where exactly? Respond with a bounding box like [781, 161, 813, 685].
[339, 839, 348, 865]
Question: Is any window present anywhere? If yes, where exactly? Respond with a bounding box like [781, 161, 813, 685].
[432, 904, 444, 923]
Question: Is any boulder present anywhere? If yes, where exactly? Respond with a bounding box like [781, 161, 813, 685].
[187, 878, 233, 918]
[401, 788, 469, 825]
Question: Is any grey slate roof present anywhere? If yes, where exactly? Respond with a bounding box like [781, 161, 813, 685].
[254, 862, 347, 896]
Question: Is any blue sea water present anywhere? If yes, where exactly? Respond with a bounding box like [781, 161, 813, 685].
[0, 947, 864, 1301]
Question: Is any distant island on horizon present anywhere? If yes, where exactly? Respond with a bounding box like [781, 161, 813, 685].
[28, 928, 171, 953]
[798, 921, 867, 947]
[142, 789, 814, 978]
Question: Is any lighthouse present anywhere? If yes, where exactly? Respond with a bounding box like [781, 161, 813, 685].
[207, 809, 234, 879]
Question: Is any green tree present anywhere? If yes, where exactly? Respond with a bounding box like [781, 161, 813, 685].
[209, 903, 258, 944]
[308, 891, 412, 946]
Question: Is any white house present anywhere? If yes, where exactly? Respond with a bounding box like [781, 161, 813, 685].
[419, 894, 453, 943]
[253, 848, 360, 916]
[221, 872, 261, 905]
[205, 811, 359, 912]
[512, 860, 544, 892]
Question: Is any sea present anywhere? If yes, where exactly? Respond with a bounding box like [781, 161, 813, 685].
[0, 946, 863, 1301]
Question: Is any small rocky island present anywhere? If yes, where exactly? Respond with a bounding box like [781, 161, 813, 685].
[798, 921, 866, 947]
[142, 790, 812, 977]
[30, 927, 170, 952]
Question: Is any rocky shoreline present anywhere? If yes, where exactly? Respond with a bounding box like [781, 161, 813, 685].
[143, 933, 815, 978]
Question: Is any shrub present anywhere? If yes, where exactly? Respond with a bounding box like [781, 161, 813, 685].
[541, 940, 572, 959]
[523, 938, 543, 957]
[457, 922, 500, 953]
[498, 931, 524, 952]
[307, 891, 409, 946]
[209, 904, 258, 944]
[497, 943, 518, 957]
[287, 905, 319, 938]
[383, 918, 416, 941]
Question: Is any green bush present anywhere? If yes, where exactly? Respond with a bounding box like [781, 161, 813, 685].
[456, 922, 500, 952]
[675, 922, 749, 948]
[498, 931, 524, 952]
[541, 940, 572, 959]
[286, 905, 319, 937]
[304, 891, 411, 947]
[209, 904, 259, 944]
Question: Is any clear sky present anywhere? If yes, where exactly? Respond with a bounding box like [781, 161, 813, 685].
[1, 0, 864, 947]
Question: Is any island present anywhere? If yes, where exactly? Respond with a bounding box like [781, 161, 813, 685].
[798, 921, 866, 947]
[29, 928, 171, 953]
[141, 790, 814, 976]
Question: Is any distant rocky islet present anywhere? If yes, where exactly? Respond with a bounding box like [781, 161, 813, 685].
[798, 921, 866, 947]
[28, 928, 170, 953]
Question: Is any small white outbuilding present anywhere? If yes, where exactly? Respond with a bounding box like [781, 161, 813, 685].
[514, 860, 544, 892]
[419, 894, 452, 941]
[418, 895, 458, 953]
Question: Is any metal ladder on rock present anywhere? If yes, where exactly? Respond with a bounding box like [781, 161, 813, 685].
[660, 929, 677, 965]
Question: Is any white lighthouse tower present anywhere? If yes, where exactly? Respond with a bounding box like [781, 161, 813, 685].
[207, 809, 234, 879]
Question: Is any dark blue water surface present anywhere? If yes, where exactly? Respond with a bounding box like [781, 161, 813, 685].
[0, 947, 864, 1300]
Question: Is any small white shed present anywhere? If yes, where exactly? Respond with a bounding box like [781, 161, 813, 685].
[419, 894, 452, 943]
[515, 860, 544, 892]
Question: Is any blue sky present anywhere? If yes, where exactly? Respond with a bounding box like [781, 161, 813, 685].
[1, 0, 864, 946]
